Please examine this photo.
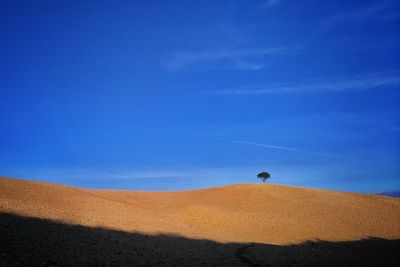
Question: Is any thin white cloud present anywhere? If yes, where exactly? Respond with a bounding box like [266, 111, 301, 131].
[233, 60, 265, 71]
[264, 0, 280, 8]
[207, 72, 400, 95]
[321, 1, 399, 29]
[165, 47, 295, 71]
[232, 140, 342, 158]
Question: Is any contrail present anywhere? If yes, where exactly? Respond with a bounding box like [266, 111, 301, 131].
[232, 140, 341, 158]
[208, 72, 400, 95]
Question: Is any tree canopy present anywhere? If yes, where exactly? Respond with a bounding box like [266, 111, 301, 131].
[257, 172, 271, 183]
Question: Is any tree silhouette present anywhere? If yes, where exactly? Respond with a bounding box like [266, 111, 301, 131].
[257, 172, 270, 183]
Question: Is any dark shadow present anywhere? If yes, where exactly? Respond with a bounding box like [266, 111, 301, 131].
[1, 212, 399, 267]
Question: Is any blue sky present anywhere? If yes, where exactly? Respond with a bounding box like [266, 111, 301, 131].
[0, 0, 399, 192]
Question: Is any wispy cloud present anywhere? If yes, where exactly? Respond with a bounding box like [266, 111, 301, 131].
[321, 1, 399, 29]
[165, 47, 296, 71]
[264, 0, 281, 8]
[232, 140, 342, 158]
[207, 72, 400, 95]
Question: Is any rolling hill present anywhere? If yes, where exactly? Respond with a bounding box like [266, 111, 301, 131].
[1, 176, 399, 266]
[1, 176, 399, 244]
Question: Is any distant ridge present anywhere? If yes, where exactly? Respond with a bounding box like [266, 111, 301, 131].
[378, 191, 400, 198]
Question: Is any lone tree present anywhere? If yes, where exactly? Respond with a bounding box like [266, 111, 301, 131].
[257, 172, 271, 183]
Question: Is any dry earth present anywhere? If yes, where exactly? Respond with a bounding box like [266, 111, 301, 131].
[1, 176, 400, 266]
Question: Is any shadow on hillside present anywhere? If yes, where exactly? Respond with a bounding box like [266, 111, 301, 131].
[0, 212, 399, 267]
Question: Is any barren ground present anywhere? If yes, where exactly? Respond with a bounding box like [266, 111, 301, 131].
[1, 176, 399, 266]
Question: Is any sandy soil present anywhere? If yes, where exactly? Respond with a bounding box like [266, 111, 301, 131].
[1, 176, 399, 244]
[1, 176, 399, 266]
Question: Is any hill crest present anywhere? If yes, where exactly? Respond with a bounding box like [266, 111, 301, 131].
[1, 176, 399, 244]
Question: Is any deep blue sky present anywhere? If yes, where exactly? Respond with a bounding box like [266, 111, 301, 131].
[1, 0, 399, 192]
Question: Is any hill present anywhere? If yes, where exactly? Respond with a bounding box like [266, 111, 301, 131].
[1, 176, 399, 266]
[1, 176, 399, 244]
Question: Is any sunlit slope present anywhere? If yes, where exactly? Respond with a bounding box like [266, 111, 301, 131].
[1, 177, 399, 244]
